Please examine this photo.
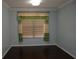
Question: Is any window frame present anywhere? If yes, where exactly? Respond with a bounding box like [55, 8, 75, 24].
[17, 12, 49, 39]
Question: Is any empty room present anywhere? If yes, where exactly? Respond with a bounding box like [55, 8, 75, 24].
[2, 0, 76, 59]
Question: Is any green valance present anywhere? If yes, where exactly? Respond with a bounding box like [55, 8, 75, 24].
[17, 16, 48, 24]
[18, 16, 48, 19]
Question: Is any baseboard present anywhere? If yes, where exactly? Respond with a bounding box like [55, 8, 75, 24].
[56, 44, 76, 58]
[10, 44, 56, 47]
[2, 46, 12, 58]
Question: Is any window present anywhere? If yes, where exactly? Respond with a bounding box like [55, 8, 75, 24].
[18, 12, 48, 39]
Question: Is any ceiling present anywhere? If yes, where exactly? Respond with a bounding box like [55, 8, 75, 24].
[3, 0, 72, 8]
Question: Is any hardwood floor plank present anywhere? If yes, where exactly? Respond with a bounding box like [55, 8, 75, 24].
[3, 45, 74, 59]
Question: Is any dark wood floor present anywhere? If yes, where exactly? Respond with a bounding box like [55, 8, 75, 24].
[3, 45, 74, 59]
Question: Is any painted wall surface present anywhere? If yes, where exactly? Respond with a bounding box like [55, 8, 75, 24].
[2, 1, 11, 56]
[10, 8, 56, 45]
[56, 2, 76, 57]
[10, 10, 19, 45]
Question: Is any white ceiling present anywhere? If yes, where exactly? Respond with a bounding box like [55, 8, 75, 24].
[3, 0, 73, 8]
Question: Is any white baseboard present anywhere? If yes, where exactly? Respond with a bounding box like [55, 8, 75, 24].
[56, 44, 76, 58]
[2, 46, 12, 58]
[10, 44, 56, 47]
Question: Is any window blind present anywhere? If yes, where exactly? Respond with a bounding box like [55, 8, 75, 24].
[18, 12, 48, 39]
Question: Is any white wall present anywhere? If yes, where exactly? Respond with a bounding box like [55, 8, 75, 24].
[10, 8, 56, 45]
[10, 10, 19, 45]
[56, 2, 76, 57]
[2, 1, 11, 56]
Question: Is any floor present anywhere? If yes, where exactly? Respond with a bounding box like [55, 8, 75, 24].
[3, 45, 74, 59]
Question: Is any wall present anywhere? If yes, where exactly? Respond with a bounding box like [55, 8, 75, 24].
[10, 8, 56, 45]
[56, 2, 76, 57]
[2, 1, 11, 56]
